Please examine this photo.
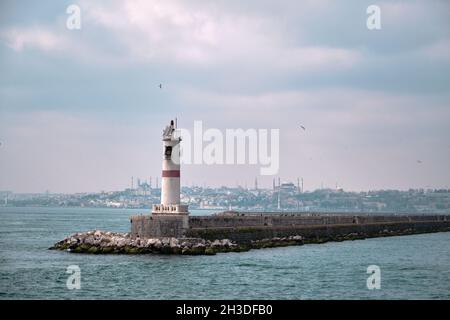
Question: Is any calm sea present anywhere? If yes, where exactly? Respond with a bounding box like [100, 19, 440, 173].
[1, 207, 449, 299]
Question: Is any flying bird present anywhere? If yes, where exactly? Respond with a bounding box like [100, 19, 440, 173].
[159, 84, 162, 89]
[300, 125, 306, 131]
[417, 160, 423, 164]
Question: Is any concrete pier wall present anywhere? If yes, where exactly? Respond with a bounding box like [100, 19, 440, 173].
[131, 212, 450, 242]
[188, 213, 448, 229]
[186, 220, 450, 243]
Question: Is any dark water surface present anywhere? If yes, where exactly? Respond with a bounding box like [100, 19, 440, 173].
[1, 207, 449, 299]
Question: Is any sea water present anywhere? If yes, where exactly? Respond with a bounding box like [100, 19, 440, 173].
[1, 207, 449, 299]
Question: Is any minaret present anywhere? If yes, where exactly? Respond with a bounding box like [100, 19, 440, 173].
[153, 119, 189, 215]
[277, 188, 281, 210]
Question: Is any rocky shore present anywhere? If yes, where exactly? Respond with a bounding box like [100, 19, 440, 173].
[51, 224, 450, 255]
[50, 230, 246, 255]
[50, 230, 311, 255]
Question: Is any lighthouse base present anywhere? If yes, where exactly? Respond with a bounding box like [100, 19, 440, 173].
[130, 204, 189, 238]
[131, 214, 189, 238]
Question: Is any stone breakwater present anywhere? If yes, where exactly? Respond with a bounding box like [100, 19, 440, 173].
[50, 224, 450, 255]
[51, 230, 311, 255]
[50, 230, 244, 255]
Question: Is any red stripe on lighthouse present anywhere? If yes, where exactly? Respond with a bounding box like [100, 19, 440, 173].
[162, 170, 180, 177]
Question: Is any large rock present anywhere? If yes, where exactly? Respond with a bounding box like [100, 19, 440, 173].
[51, 231, 240, 255]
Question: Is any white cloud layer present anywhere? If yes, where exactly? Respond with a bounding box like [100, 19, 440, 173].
[0, 0, 449, 192]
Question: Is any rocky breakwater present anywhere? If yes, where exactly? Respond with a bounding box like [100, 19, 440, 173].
[51, 230, 314, 255]
[52, 224, 447, 255]
[50, 230, 248, 255]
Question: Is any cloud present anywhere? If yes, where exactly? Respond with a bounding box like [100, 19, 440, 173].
[1, 27, 66, 52]
[84, 0, 362, 70]
[0, 0, 449, 191]
[0, 0, 362, 73]
[179, 86, 450, 128]
[422, 39, 450, 60]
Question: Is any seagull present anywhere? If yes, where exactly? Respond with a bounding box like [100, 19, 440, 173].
[300, 125, 306, 131]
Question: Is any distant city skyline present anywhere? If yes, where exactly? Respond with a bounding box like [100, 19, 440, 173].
[1, 175, 449, 195]
[2, 184, 449, 215]
[1, 0, 449, 193]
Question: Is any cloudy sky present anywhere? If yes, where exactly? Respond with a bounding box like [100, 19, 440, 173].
[0, 0, 449, 193]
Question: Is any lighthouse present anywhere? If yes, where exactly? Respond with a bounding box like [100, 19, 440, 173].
[152, 119, 189, 216]
[131, 120, 189, 238]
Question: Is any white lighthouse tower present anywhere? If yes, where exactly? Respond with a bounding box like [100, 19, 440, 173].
[152, 119, 189, 216]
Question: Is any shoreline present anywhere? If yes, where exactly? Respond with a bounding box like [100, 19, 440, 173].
[51, 224, 450, 255]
